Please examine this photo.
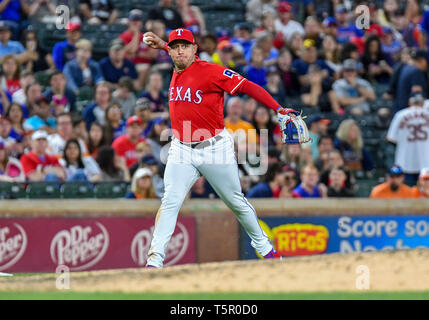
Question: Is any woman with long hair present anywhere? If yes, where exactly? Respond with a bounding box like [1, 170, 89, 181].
[103, 102, 125, 145]
[87, 122, 106, 159]
[361, 35, 393, 83]
[95, 145, 130, 182]
[251, 105, 281, 147]
[321, 34, 341, 75]
[0, 55, 21, 95]
[60, 138, 101, 182]
[125, 167, 157, 199]
[5, 102, 25, 136]
[335, 119, 374, 173]
[21, 29, 53, 72]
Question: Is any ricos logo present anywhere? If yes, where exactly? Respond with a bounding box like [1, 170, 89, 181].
[0, 223, 27, 271]
[50, 223, 109, 271]
[259, 220, 329, 257]
[131, 222, 189, 267]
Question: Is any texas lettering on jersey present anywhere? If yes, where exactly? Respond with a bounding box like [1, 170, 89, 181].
[169, 87, 203, 104]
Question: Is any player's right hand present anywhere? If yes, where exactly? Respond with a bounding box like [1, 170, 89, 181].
[143, 32, 166, 50]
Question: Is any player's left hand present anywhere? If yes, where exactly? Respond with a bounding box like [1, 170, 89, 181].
[277, 107, 311, 144]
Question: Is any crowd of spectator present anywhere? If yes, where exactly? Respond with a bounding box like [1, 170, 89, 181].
[0, 0, 428, 200]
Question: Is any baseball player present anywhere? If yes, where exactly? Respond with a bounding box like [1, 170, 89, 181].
[143, 28, 308, 268]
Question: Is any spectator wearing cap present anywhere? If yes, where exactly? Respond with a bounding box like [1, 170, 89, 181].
[412, 168, 429, 198]
[361, 35, 394, 84]
[212, 40, 236, 70]
[0, 21, 33, 63]
[274, 1, 305, 42]
[129, 154, 165, 198]
[82, 81, 112, 129]
[292, 164, 327, 198]
[335, 4, 364, 45]
[139, 71, 168, 118]
[176, 0, 206, 34]
[322, 16, 339, 38]
[246, 162, 289, 198]
[326, 166, 354, 198]
[112, 115, 146, 168]
[112, 76, 137, 120]
[334, 119, 374, 173]
[79, 0, 119, 25]
[370, 166, 416, 198]
[307, 115, 330, 159]
[125, 167, 157, 199]
[119, 9, 157, 91]
[0, 140, 24, 182]
[43, 70, 76, 113]
[47, 112, 88, 157]
[52, 20, 81, 71]
[99, 39, 138, 85]
[23, 96, 56, 134]
[394, 49, 428, 114]
[387, 91, 429, 184]
[333, 59, 376, 115]
[0, 0, 30, 40]
[63, 38, 104, 94]
[20, 130, 65, 182]
[292, 39, 339, 113]
[147, 0, 184, 31]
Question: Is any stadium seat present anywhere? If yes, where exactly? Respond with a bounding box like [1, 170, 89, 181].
[94, 182, 129, 198]
[355, 179, 378, 197]
[77, 86, 94, 102]
[34, 71, 51, 88]
[0, 182, 27, 199]
[27, 182, 62, 199]
[61, 182, 95, 199]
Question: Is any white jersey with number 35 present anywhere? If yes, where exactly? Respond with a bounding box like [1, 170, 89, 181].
[387, 106, 429, 173]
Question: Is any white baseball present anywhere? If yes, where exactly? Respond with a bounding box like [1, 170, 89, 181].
[143, 35, 153, 46]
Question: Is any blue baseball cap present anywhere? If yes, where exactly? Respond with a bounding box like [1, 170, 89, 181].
[323, 17, 338, 27]
[388, 165, 403, 176]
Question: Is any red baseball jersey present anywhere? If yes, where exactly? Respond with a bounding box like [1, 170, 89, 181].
[169, 57, 246, 142]
[112, 134, 146, 168]
[20, 152, 62, 177]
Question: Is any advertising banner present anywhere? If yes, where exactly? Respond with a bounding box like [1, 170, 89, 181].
[0, 217, 195, 272]
[240, 216, 429, 259]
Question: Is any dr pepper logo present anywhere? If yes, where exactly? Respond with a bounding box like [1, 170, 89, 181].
[0, 223, 27, 271]
[259, 220, 329, 257]
[131, 222, 189, 267]
[50, 223, 109, 271]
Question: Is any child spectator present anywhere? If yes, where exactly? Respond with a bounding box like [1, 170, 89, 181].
[23, 96, 56, 133]
[243, 46, 268, 87]
[327, 166, 354, 197]
[0, 54, 21, 95]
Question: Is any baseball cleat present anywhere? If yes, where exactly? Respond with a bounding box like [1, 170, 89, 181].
[264, 249, 282, 259]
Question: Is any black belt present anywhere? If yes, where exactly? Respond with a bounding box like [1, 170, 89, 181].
[179, 135, 223, 149]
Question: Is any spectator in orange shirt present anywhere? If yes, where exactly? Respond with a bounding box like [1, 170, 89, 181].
[370, 165, 416, 198]
[412, 167, 429, 198]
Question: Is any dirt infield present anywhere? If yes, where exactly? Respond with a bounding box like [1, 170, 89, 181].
[1, 249, 429, 293]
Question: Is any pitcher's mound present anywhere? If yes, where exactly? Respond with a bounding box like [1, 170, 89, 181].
[2, 249, 429, 293]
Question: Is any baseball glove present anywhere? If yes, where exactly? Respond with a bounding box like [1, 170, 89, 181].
[277, 108, 311, 144]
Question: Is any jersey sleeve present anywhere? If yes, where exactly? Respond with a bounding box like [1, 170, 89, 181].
[210, 64, 247, 95]
[387, 113, 400, 143]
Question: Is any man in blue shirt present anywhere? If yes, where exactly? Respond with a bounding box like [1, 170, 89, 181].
[394, 49, 428, 114]
[52, 21, 81, 71]
[23, 97, 56, 133]
[0, 0, 30, 40]
[292, 164, 326, 198]
[98, 39, 137, 85]
[335, 4, 363, 44]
